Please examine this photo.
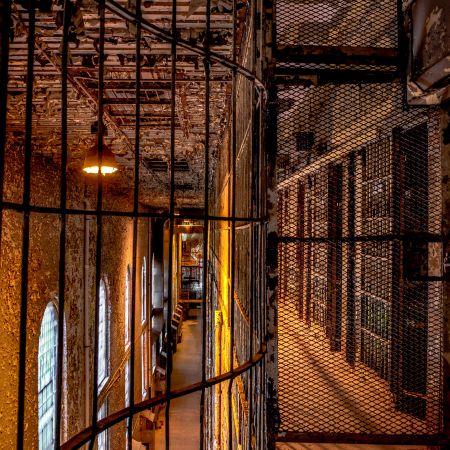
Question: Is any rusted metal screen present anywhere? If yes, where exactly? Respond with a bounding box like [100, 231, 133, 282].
[275, 1, 446, 445]
[276, 0, 398, 49]
[277, 81, 443, 438]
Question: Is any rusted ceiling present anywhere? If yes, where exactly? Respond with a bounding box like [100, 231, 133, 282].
[6, 0, 239, 209]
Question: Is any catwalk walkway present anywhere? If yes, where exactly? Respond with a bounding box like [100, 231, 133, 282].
[155, 317, 202, 449]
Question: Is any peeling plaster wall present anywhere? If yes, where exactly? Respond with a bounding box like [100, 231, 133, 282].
[1, 141, 87, 448]
[0, 140, 151, 448]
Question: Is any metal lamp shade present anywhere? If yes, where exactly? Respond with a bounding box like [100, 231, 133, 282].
[83, 144, 118, 175]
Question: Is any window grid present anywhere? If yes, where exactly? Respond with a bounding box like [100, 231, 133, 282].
[141, 258, 147, 324]
[38, 304, 58, 450]
[125, 267, 131, 347]
[141, 331, 148, 399]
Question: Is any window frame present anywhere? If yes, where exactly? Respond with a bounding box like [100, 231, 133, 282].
[125, 265, 132, 348]
[97, 278, 110, 392]
[38, 303, 58, 450]
[141, 330, 148, 400]
[97, 401, 109, 450]
[141, 257, 147, 325]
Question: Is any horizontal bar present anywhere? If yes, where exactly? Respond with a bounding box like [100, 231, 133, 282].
[274, 69, 399, 84]
[103, 98, 171, 105]
[276, 432, 449, 446]
[276, 45, 399, 66]
[61, 343, 267, 450]
[278, 233, 443, 244]
[0, 200, 267, 222]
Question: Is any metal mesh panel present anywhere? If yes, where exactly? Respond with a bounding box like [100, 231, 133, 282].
[277, 78, 443, 439]
[276, 0, 398, 48]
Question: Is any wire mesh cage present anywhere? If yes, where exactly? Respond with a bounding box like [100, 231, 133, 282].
[276, 0, 398, 49]
[276, 80, 444, 439]
[274, 0, 448, 445]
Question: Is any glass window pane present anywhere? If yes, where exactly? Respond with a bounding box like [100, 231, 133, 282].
[98, 280, 109, 390]
[38, 304, 58, 450]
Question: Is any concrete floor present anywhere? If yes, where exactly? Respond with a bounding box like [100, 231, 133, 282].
[155, 318, 202, 449]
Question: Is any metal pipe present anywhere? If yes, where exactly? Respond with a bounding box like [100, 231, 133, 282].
[0, 201, 266, 223]
[164, 0, 178, 447]
[89, 0, 106, 446]
[103, 0, 266, 91]
[16, 0, 36, 446]
[55, 0, 71, 444]
[200, 0, 212, 445]
[128, 0, 143, 446]
[228, 0, 238, 446]
[61, 343, 266, 450]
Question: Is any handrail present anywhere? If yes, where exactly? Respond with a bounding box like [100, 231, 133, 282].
[61, 343, 266, 449]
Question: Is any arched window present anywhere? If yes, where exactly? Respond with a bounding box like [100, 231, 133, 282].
[98, 279, 109, 390]
[125, 266, 131, 347]
[151, 254, 158, 309]
[38, 303, 58, 450]
[141, 257, 147, 324]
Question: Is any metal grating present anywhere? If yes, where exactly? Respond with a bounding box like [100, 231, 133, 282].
[276, 0, 398, 49]
[276, 78, 445, 441]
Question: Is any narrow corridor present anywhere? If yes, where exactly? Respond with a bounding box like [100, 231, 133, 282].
[155, 316, 202, 449]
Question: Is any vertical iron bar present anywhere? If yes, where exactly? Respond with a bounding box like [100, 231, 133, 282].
[257, 92, 263, 449]
[149, 219, 153, 384]
[396, 0, 408, 108]
[200, 0, 211, 446]
[165, 0, 177, 447]
[0, 0, 11, 257]
[128, 0, 142, 447]
[391, 128, 403, 408]
[55, 0, 71, 447]
[228, 0, 237, 446]
[346, 153, 356, 365]
[90, 0, 106, 446]
[16, 0, 35, 447]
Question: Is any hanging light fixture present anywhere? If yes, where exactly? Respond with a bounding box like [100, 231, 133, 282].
[82, 143, 118, 175]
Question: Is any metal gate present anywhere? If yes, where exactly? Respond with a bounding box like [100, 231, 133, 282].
[0, 0, 267, 449]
